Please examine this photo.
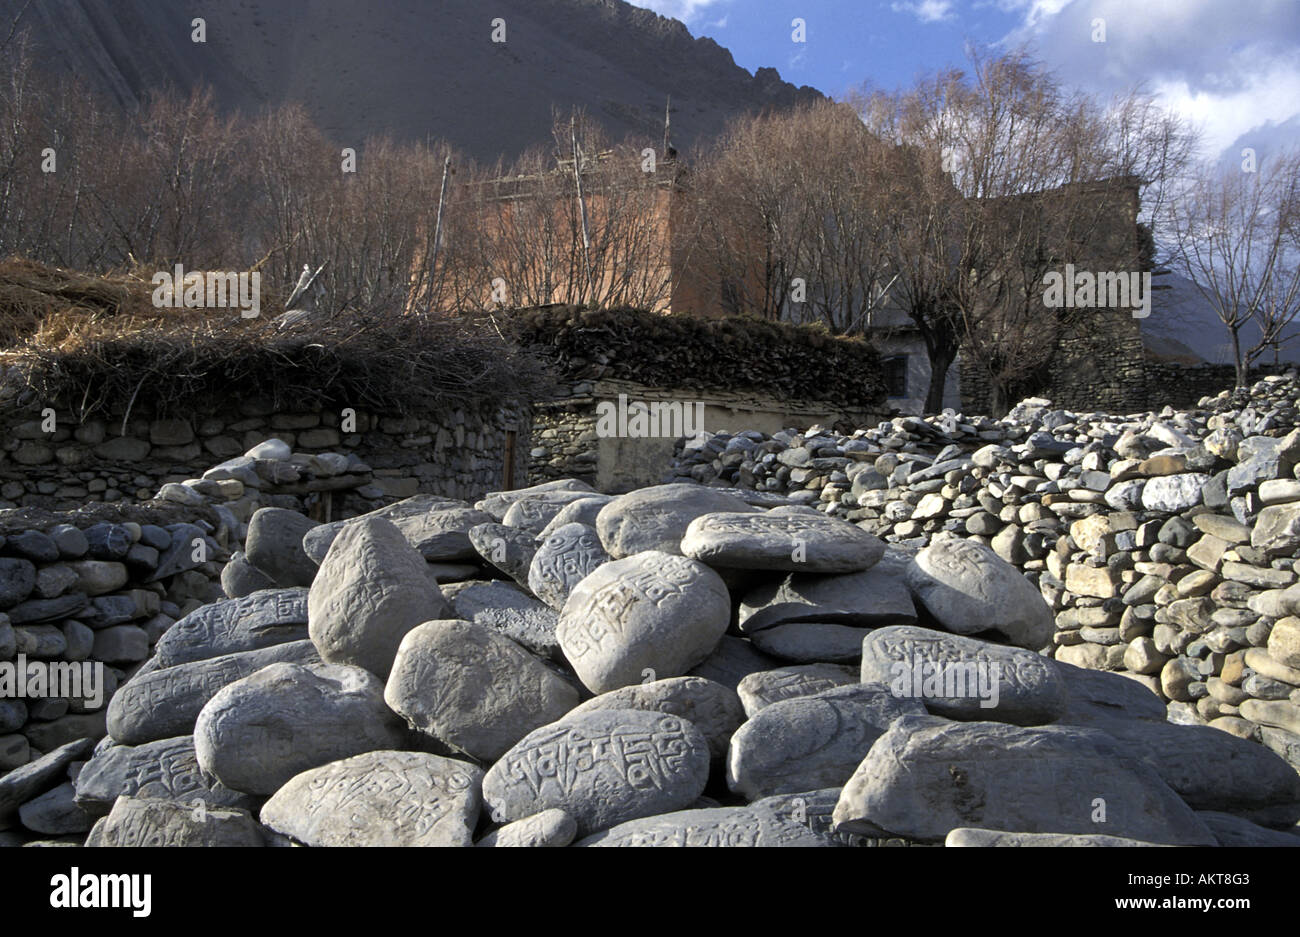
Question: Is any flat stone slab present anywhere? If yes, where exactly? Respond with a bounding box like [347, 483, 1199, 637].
[259, 750, 483, 847]
[308, 516, 450, 677]
[194, 662, 406, 796]
[832, 715, 1216, 845]
[688, 636, 780, 691]
[735, 663, 860, 717]
[447, 579, 560, 658]
[681, 511, 886, 573]
[595, 484, 760, 558]
[152, 589, 310, 668]
[944, 828, 1166, 846]
[727, 684, 925, 799]
[245, 507, 320, 587]
[481, 709, 711, 837]
[907, 536, 1055, 648]
[107, 640, 321, 745]
[859, 626, 1068, 725]
[476, 479, 597, 521]
[0, 738, 95, 827]
[1196, 811, 1300, 846]
[566, 676, 744, 761]
[557, 551, 730, 693]
[303, 496, 494, 563]
[502, 491, 598, 534]
[385, 619, 579, 761]
[468, 523, 537, 587]
[739, 557, 917, 633]
[574, 806, 830, 847]
[748, 621, 871, 663]
[86, 796, 264, 847]
[74, 735, 255, 816]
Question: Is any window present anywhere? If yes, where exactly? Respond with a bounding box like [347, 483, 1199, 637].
[883, 355, 909, 398]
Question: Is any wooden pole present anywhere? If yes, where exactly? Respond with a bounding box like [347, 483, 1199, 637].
[426, 154, 452, 315]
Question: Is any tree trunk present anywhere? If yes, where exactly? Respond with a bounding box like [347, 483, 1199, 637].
[989, 379, 1011, 419]
[1231, 328, 1246, 387]
[924, 347, 956, 414]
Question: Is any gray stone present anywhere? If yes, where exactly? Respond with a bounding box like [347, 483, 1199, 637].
[528, 523, 609, 610]
[194, 662, 405, 795]
[1141, 473, 1210, 512]
[476, 479, 597, 521]
[595, 484, 761, 558]
[468, 523, 537, 586]
[727, 684, 925, 799]
[1252, 503, 1300, 556]
[385, 619, 579, 761]
[557, 551, 730, 693]
[65, 561, 126, 597]
[477, 808, 577, 847]
[739, 556, 916, 633]
[260, 750, 483, 847]
[220, 551, 277, 599]
[736, 663, 860, 717]
[152, 588, 310, 667]
[566, 676, 744, 761]
[907, 536, 1055, 648]
[681, 511, 886, 574]
[0, 738, 94, 827]
[91, 625, 149, 663]
[308, 516, 450, 678]
[83, 523, 131, 560]
[832, 715, 1216, 845]
[6, 593, 87, 625]
[575, 806, 829, 847]
[749, 622, 871, 663]
[4, 530, 59, 563]
[245, 508, 320, 587]
[35, 563, 79, 600]
[303, 496, 494, 563]
[688, 636, 780, 691]
[0, 558, 35, 609]
[447, 580, 559, 658]
[107, 640, 321, 745]
[945, 828, 1164, 846]
[146, 523, 209, 582]
[482, 710, 711, 837]
[536, 496, 615, 540]
[17, 782, 94, 834]
[1197, 811, 1300, 846]
[85, 795, 264, 846]
[860, 626, 1068, 725]
[74, 735, 254, 816]
[48, 525, 89, 559]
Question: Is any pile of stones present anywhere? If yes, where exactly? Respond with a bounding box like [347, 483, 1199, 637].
[3, 475, 1298, 846]
[670, 373, 1300, 765]
[0, 513, 224, 776]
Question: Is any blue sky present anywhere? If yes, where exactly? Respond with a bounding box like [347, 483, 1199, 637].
[628, 0, 1300, 162]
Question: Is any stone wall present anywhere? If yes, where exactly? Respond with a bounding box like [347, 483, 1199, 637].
[0, 394, 531, 512]
[529, 379, 882, 493]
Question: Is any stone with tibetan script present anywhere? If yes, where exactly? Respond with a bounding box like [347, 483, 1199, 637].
[151, 589, 310, 668]
[73, 735, 255, 816]
[481, 709, 710, 837]
[446, 579, 560, 658]
[557, 551, 730, 693]
[595, 484, 761, 558]
[739, 555, 916, 633]
[565, 676, 743, 761]
[476, 808, 577, 847]
[682, 511, 885, 573]
[528, 523, 609, 610]
[476, 479, 597, 521]
[259, 750, 483, 847]
[574, 806, 829, 847]
[85, 796, 265, 847]
[735, 663, 859, 717]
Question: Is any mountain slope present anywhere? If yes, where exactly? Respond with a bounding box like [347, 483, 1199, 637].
[2, 0, 823, 161]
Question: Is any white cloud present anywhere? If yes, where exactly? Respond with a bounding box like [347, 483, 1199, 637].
[891, 0, 957, 23]
[626, 0, 730, 24]
[999, 0, 1300, 159]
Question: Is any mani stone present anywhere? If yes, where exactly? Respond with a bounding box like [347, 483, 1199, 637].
[945, 828, 1163, 847]
[447, 579, 560, 659]
[0, 738, 95, 828]
[557, 551, 730, 694]
[595, 484, 761, 558]
[245, 508, 320, 587]
[308, 516, 450, 678]
[468, 522, 537, 586]
[859, 626, 1068, 726]
[476, 479, 597, 521]
[528, 523, 609, 610]
[735, 663, 860, 717]
[481, 710, 711, 837]
[726, 684, 926, 800]
[477, 808, 578, 847]
[750, 787, 886, 847]
[749, 621, 870, 663]
[86, 796, 264, 847]
[194, 662, 406, 796]
[73, 735, 254, 816]
[688, 635, 781, 691]
[575, 806, 829, 847]
[831, 715, 1216, 845]
[152, 588, 310, 667]
[566, 676, 744, 761]
[502, 491, 596, 534]
[906, 536, 1055, 649]
[220, 551, 277, 598]
[106, 640, 321, 745]
[537, 496, 615, 539]
[681, 511, 886, 573]
[303, 496, 494, 563]
[738, 557, 917, 633]
[260, 751, 483, 847]
[384, 619, 579, 761]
